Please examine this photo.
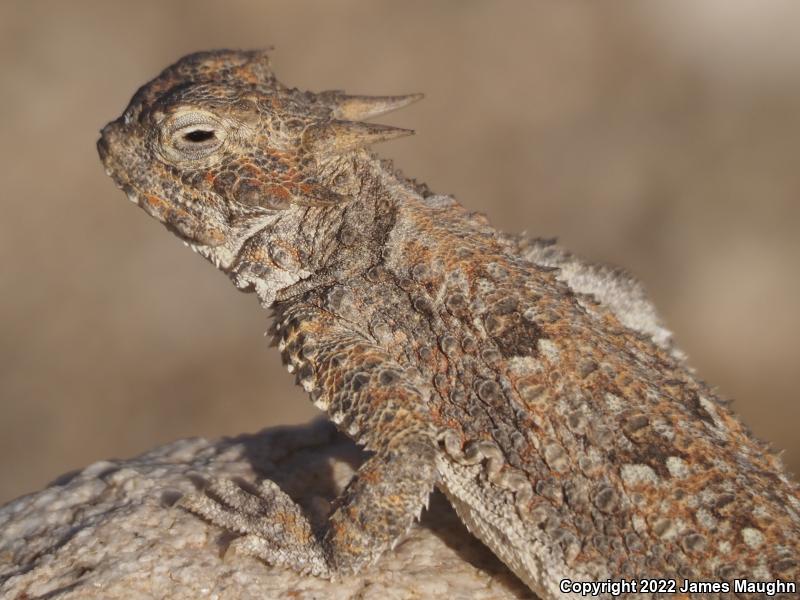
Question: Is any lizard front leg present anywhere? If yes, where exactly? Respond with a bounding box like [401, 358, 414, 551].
[181, 305, 438, 577]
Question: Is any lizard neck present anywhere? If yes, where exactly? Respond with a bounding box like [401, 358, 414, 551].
[229, 151, 421, 307]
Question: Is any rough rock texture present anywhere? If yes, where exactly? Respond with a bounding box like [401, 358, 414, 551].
[0, 420, 529, 599]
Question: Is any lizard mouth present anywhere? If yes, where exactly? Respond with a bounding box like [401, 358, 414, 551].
[97, 125, 152, 208]
[98, 126, 193, 210]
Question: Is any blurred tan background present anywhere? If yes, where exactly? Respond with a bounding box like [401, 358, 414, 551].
[1, 1, 798, 504]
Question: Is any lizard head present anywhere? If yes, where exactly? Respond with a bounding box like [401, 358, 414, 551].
[98, 49, 419, 270]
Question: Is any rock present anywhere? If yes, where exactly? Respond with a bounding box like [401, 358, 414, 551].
[0, 420, 529, 599]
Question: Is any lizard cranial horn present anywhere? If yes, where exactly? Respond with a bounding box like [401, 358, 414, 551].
[326, 93, 424, 121]
[305, 120, 414, 155]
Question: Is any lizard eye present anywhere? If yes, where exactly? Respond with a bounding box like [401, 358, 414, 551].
[161, 111, 227, 162]
[183, 129, 216, 143]
[170, 125, 224, 158]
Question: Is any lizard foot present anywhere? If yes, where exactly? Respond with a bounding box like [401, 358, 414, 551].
[179, 478, 331, 577]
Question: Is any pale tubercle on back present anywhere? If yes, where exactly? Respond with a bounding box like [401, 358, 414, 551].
[511, 235, 685, 361]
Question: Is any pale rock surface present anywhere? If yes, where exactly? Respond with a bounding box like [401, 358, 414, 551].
[0, 420, 530, 599]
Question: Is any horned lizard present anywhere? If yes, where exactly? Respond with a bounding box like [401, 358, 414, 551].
[98, 50, 799, 599]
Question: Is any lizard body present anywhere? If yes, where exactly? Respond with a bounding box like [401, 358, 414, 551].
[98, 50, 799, 598]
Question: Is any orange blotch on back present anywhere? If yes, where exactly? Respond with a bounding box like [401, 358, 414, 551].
[266, 185, 291, 200]
[145, 194, 166, 209]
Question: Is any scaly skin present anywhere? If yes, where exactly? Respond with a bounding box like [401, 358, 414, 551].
[98, 50, 799, 598]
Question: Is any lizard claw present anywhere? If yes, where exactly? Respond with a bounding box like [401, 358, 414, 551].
[179, 478, 331, 577]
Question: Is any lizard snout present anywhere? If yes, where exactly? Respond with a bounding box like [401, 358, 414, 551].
[97, 119, 129, 184]
[97, 120, 121, 161]
[96, 132, 110, 162]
